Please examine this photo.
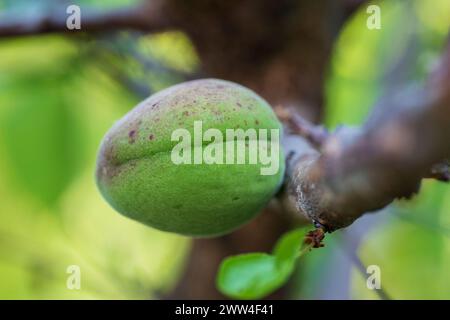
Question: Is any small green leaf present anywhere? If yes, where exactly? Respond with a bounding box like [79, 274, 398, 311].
[217, 253, 281, 299]
[217, 227, 310, 299]
[0, 40, 86, 207]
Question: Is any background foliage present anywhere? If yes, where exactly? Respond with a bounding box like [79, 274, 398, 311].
[0, 0, 449, 299]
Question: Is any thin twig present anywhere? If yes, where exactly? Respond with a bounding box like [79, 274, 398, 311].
[344, 246, 392, 300]
[0, 1, 172, 37]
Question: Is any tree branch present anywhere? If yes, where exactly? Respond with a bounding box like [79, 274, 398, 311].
[0, 1, 172, 37]
[282, 39, 450, 232]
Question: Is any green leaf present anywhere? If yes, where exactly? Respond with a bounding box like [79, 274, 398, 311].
[217, 227, 309, 299]
[217, 253, 281, 299]
[0, 38, 86, 206]
[274, 227, 308, 263]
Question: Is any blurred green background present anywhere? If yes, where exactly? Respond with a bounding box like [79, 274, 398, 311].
[0, 0, 449, 299]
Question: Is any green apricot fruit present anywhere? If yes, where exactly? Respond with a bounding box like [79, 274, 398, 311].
[96, 79, 285, 237]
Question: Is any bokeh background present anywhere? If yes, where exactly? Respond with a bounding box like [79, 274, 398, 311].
[0, 0, 449, 299]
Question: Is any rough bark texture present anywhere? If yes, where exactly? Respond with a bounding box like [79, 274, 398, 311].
[283, 43, 450, 232]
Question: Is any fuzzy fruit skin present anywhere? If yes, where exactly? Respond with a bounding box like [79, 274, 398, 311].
[96, 79, 285, 237]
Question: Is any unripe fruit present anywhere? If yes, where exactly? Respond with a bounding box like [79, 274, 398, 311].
[96, 79, 285, 237]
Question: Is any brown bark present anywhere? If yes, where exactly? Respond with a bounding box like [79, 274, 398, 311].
[283, 43, 450, 231]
